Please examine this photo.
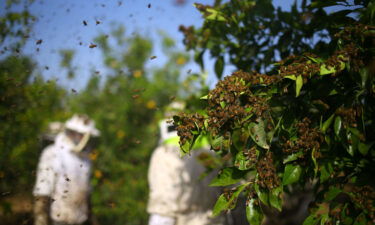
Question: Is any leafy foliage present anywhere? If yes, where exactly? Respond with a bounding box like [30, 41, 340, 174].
[175, 0, 375, 224]
[180, 0, 371, 77]
[0, 0, 35, 53]
[0, 56, 67, 192]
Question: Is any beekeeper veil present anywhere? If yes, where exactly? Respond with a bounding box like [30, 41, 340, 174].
[64, 114, 100, 153]
[159, 102, 185, 145]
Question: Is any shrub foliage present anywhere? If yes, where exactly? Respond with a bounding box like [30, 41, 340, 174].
[174, 1, 375, 224]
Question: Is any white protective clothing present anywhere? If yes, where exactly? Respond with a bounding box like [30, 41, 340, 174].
[147, 120, 225, 225]
[149, 214, 176, 225]
[33, 132, 92, 224]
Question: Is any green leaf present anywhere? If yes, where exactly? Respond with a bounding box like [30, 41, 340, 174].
[283, 164, 302, 185]
[246, 199, 264, 225]
[346, 129, 359, 156]
[220, 101, 226, 108]
[321, 114, 335, 133]
[254, 183, 269, 206]
[210, 135, 224, 150]
[312, 148, 318, 177]
[269, 186, 283, 211]
[210, 167, 246, 186]
[320, 64, 336, 75]
[200, 95, 208, 100]
[205, 8, 227, 22]
[360, 68, 369, 88]
[320, 213, 329, 225]
[284, 75, 296, 80]
[213, 183, 249, 216]
[358, 142, 373, 156]
[181, 140, 191, 155]
[353, 212, 367, 225]
[180, 133, 202, 156]
[212, 194, 229, 217]
[214, 56, 224, 79]
[248, 120, 269, 149]
[234, 151, 252, 170]
[283, 151, 304, 164]
[296, 75, 303, 97]
[204, 119, 209, 130]
[302, 214, 319, 225]
[306, 55, 323, 63]
[267, 116, 282, 143]
[232, 128, 249, 150]
[325, 187, 341, 201]
[320, 162, 333, 183]
[329, 89, 338, 95]
[334, 116, 342, 137]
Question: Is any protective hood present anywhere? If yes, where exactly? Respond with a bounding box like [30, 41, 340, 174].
[65, 114, 100, 137]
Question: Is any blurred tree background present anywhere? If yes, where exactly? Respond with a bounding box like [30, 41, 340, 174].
[68, 25, 191, 225]
[0, 1, 194, 224]
[0, 34, 192, 225]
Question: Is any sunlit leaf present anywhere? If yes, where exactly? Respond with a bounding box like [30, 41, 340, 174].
[212, 194, 229, 217]
[213, 183, 249, 216]
[205, 8, 227, 22]
[284, 75, 296, 80]
[248, 120, 269, 149]
[283, 164, 302, 185]
[334, 116, 342, 137]
[321, 114, 335, 133]
[283, 151, 303, 164]
[254, 183, 269, 206]
[302, 214, 319, 225]
[269, 186, 283, 211]
[246, 199, 264, 225]
[296, 75, 303, 97]
[200, 95, 208, 100]
[319, 64, 336, 75]
[234, 151, 252, 170]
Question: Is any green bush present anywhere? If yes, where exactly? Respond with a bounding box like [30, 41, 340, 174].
[174, 1, 375, 224]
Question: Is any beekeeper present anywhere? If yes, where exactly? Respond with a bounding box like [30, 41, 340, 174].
[147, 103, 226, 225]
[33, 114, 100, 225]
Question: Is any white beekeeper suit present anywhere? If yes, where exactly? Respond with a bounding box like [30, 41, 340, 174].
[147, 119, 226, 225]
[33, 115, 100, 225]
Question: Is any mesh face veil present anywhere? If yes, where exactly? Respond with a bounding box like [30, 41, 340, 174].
[64, 114, 100, 153]
[159, 119, 177, 144]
